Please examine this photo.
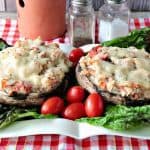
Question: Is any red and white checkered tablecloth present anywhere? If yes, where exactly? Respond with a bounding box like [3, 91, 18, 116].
[0, 18, 150, 150]
[0, 18, 150, 45]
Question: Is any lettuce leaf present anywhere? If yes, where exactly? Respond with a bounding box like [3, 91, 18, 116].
[77, 105, 150, 131]
[101, 27, 150, 53]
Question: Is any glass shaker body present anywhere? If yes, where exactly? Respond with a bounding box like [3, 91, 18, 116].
[98, 0, 130, 42]
[68, 2, 95, 47]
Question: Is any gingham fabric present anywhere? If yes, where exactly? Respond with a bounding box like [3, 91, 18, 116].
[0, 18, 150, 45]
[0, 135, 150, 150]
[0, 18, 150, 149]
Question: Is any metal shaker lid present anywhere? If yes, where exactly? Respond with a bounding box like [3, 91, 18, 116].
[72, 0, 92, 6]
[107, 0, 126, 4]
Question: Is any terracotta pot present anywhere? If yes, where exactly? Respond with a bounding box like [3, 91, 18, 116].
[16, 0, 66, 40]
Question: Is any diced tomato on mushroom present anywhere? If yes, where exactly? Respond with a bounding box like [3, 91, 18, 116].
[1, 79, 8, 89]
[1, 80, 32, 96]
[131, 83, 140, 88]
[99, 53, 109, 61]
[12, 81, 32, 94]
[89, 45, 102, 58]
[132, 93, 140, 99]
[99, 80, 107, 90]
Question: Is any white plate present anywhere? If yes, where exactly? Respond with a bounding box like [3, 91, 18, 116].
[0, 44, 149, 140]
[0, 119, 149, 139]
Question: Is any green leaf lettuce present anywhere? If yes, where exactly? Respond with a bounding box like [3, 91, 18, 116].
[77, 105, 150, 131]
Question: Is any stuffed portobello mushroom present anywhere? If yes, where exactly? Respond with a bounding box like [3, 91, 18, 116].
[0, 38, 72, 106]
[76, 46, 150, 106]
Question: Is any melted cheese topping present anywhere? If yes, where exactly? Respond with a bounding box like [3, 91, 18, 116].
[0, 38, 72, 93]
[80, 46, 150, 100]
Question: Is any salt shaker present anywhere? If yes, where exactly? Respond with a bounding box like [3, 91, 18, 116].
[68, 0, 95, 47]
[98, 0, 130, 42]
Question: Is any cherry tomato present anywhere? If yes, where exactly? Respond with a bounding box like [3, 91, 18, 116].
[69, 48, 84, 65]
[63, 102, 86, 120]
[85, 93, 104, 117]
[41, 96, 64, 115]
[66, 86, 85, 103]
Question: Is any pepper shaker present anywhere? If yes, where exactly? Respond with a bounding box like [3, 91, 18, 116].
[68, 0, 95, 47]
